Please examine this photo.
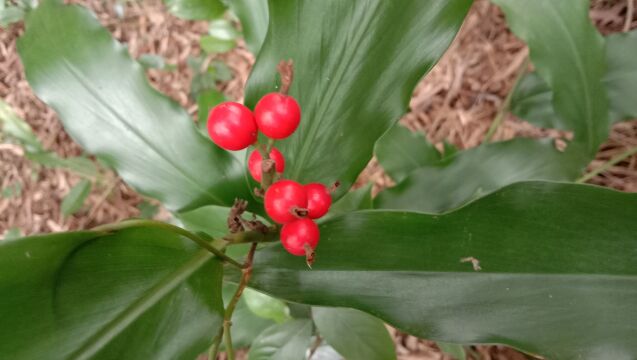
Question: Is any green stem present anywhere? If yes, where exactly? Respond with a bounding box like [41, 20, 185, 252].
[223, 242, 258, 360]
[576, 146, 637, 183]
[483, 56, 530, 143]
[208, 326, 224, 360]
[223, 320, 234, 360]
[92, 220, 244, 269]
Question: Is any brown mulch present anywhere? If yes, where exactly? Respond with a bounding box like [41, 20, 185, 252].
[1, 0, 636, 359]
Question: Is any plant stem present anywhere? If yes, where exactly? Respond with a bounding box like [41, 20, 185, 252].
[576, 146, 637, 183]
[223, 242, 258, 360]
[224, 227, 279, 244]
[223, 321, 234, 360]
[308, 334, 323, 359]
[92, 219, 244, 269]
[483, 56, 530, 143]
[207, 325, 224, 359]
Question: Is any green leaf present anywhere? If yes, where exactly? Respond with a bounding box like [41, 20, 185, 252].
[601, 30, 637, 123]
[492, 0, 608, 156]
[441, 141, 458, 161]
[138, 54, 166, 70]
[2, 227, 22, 241]
[200, 35, 236, 54]
[208, 18, 241, 40]
[310, 344, 344, 360]
[191, 71, 218, 98]
[247, 182, 637, 359]
[509, 72, 559, 130]
[248, 319, 313, 360]
[243, 288, 291, 323]
[0, 226, 224, 359]
[375, 124, 442, 183]
[511, 30, 637, 126]
[200, 19, 239, 54]
[0, 99, 43, 152]
[197, 88, 225, 129]
[164, 0, 225, 20]
[137, 200, 160, 219]
[323, 183, 372, 221]
[1, 182, 22, 198]
[222, 284, 275, 349]
[27, 153, 98, 178]
[18, 1, 251, 212]
[312, 307, 396, 360]
[61, 179, 92, 216]
[436, 342, 466, 360]
[287, 303, 312, 319]
[226, 0, 268, 54]
[209, 60, 233, 81]
[375, 138, 587, 213]
[0, 6, 25, 27]
[245, 0, 472, 200]
[178, 204, 234, 238]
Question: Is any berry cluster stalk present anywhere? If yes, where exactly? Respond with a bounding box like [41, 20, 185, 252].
[211, 60, 295, 360]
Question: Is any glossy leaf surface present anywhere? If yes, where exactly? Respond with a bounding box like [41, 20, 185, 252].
[509, 72, 560, 130]
[227, 0, 269, 54]
[492, 0, 608, 155]
[18, 1, 250, 212]
[245, 0, 472, 199]
[374, 124, 441, 183]
[164, 0, 225, 20]
[247, 319, 313, 360]
[0, 227, 223, 359]
[375, 138, 586, 213]
[511, 30, 637, 127]
[244, 288, 291, 323]
[323, 183, 373, 221]
[248, 182, 637, 359]
[313, 307, 396, 360]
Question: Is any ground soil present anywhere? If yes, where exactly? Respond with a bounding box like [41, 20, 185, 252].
[1, 0, 635, 359]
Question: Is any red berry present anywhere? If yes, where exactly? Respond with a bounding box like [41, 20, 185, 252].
[264, 180, 307, 224]
[280, 218, 320, 256]
[248, 147, 285, 182]
[254, 93, 301, 139]
[305, 183, 332, 219]
[207, 102, 257, 151]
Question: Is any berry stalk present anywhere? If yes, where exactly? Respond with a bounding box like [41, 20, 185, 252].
[256, 139, 277, 190]
[222, 242, 258, 360]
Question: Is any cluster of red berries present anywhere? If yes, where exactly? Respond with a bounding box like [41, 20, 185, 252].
[207, 92, 333, 261]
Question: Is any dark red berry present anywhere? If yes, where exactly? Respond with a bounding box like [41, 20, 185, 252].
[254, 93, 301, 139]
[264, 180, 307, 224]
[207, 102, 257, 151]
[280, 218, 320, 256]
[305, 183, 332, 219]
[248, 147, 285, 182]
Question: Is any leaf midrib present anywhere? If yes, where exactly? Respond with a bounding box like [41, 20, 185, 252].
[70, 249, 214, 360]
[59, 57, 226, 207]
[291, 1, 382, 180]
[255, 269, 637, 279]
